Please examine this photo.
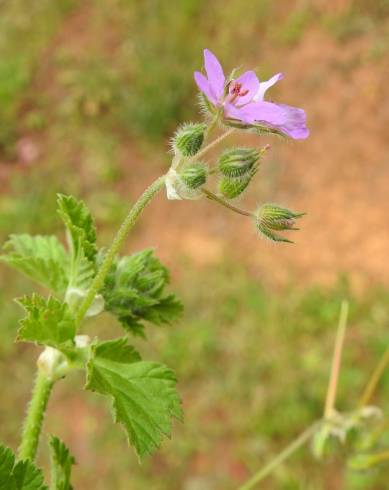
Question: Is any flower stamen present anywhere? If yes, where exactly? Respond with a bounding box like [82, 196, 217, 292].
[228, 81, 249, 103]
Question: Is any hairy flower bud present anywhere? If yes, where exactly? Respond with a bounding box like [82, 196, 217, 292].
[165, 168, 203, 200]
[218, 148, 260, 177]
[180, 162, 207, 189]
[173, 122, 207, 156]
[218, 172, 255, 199]
[255, 203, 305, 243]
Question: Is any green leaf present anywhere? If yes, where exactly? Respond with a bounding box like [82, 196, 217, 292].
[0, 444, 48, 490]
[17, 294, 75, 352]
[57, 194, 97, 262]
[0, 444, 14, 489]
[0, 234, 69, 293]
[102, 249, 183, 337]
[57, 194, 97, 291]
[86, 338, 182, 458]
[49, 436, 76, 490]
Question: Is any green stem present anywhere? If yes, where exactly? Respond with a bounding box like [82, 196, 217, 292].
[192, 128, 235, 161]
[18, 175, 166, 462]
[201, 188, 253, 218]
[238, 421, 321, 490]
[18, 372, 53, 461]
[204, 113, 219, 142]
[75, 175, 166, 325]
[17, 126, 233, 462]
[359, 343, 389, 407]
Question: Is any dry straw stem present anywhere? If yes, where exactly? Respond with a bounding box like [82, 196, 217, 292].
[238, 421, 322, 490]
[324, 300, 349, 418]
[359, 342, 389, 407]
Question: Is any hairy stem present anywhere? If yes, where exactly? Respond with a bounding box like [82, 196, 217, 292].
[193, 128, 235, 161]
[19, 175, 166, 462]
[18, 372, 53, 461]
[18, 126, 236, 462]
[238, 421, 321, 490]
[75, 175, 166, 325]
[359, 343, 389, 407]
[201, 188, 253, 217]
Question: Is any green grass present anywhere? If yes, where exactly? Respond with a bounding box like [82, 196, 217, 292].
[322, 0, 389, 42]
[0, 0, 77, 154]
[1, 260, 389, 489]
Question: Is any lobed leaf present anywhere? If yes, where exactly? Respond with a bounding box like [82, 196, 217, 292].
[0, 444, 47, 490]
[86, 338, 182, 458]
[49, 436, 76, 490]
[0, 234, 69, 294]
[57, 194, 97, 291]
[17, 294, 75, 352]
[57, 194, 97, 262]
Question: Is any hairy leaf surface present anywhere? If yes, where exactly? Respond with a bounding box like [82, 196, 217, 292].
[86, 338, 182, 458]
[1, 234, 68, 293]
[0, 444, 47, 490]
[57, 194, 97, 290]
[17, 294, 75, 351]
[57, 194, 97, 262]
[49, 436, 75, 490]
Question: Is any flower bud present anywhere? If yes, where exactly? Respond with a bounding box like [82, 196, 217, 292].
[180, 162, 207, 189]
[218, 172, 255, 199]
[218, 148, 260, 177]
[165, 168, 203, 200]
[173, 122, 207, 157]
[255, 203, 305, 243]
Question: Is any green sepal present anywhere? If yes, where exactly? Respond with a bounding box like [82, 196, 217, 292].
[218, 148, 259, 178]
[255, 203, 305, 243]
[173, 122, 206, 157]
[180, 162, 207, 189]
[218, 169, 257, 200]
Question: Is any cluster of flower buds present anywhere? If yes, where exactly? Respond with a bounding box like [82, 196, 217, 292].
[166, 123, 208, 200]
[165, 48, 309, 243]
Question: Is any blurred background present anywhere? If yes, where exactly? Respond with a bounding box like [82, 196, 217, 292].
[1, 0, 389, 488]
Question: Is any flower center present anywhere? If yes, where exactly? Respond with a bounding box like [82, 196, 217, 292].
[228, 81, 249, 104]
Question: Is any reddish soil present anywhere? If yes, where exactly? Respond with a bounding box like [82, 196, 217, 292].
[120, 28, 389, 290]
[2, 2, 389, 290]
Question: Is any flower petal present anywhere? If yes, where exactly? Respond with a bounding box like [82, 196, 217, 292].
[194, 71, 218, 104]
[225, 101, 309, 140]
[230, 70, 260, 106]
[203, 49, 225, 101]
[254, 73, 284, 101]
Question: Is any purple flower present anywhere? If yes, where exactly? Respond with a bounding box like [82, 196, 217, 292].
[194, 49, 309, 140]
